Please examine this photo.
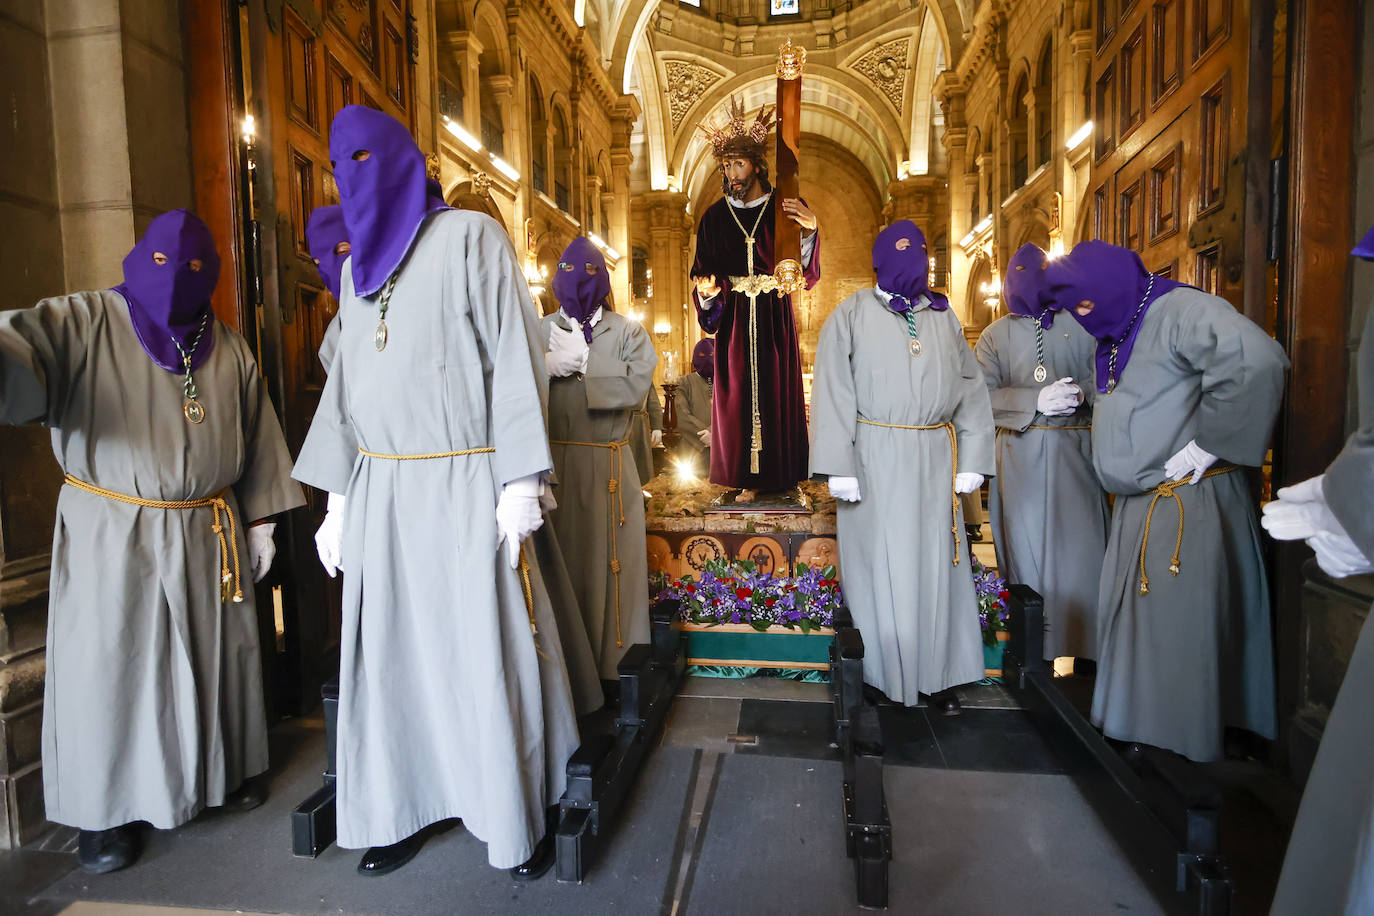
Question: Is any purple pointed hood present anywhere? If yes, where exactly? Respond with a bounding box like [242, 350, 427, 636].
[1004, 243, 1058, 328]
[1046, 240, 1187, 392]
[329, 105, 447, 297]
[1354, 225, 1374, 260]
[692, 337, 716, 381]
[552, 237, 611, 343]
[113, 208, 220, 372]
[872, 220, 948, 313]
[306, 205, 349, 299]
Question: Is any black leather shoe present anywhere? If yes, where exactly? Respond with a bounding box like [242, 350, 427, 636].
[932, 692, 962, 716]
[508, 833, 556, 881]
[964, 524, 983, 543]
[357, 830, 429, 876]
[78, 825, 140, 874]
[223, 776, 268, 812]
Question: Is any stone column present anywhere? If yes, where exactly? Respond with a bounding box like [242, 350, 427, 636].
[441, 31, 484, 139]
[936, 72, 971, 322]
[608, 95, 641, 324]
[643, 189, 692, 380]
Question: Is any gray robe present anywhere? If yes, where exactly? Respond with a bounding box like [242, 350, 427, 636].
[540, 310, 657, 678]
[1088, 288, 1287, 761]
[292, 210, 583, 867]
[975, 314, 1110, 659]
[0, 290, 303, 831]
[673, 371, 713, 468]
[628, 386, 663, 485]
[319, 313, 341, 374]
[1270, 303, 1374, 915]
[810, 290, 995, 702]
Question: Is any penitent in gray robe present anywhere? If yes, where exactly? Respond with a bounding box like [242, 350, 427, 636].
[975, 314, 1110, 659]
[540, 310, 657, 678]
[292, 210, 585, 868]
[810, 290, 995, 702]
[1088, 288, 1287, 762]
[673, 371, 713, 469]
[0, 290, 303, 831]
[628, 385, 663, 485]
[1270, 303, 1374, 916]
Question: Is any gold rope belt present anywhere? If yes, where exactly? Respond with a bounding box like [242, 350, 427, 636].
[357, 446, 495, 460]
[1137, 464, 1239, 596]
[356, 445, 544, 649]
[551, 437, 630, 646]
[63, 474, 245, 603]
[855, 418, 962, 566]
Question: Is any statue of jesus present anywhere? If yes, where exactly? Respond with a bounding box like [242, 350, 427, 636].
[690, 96, 820, 503]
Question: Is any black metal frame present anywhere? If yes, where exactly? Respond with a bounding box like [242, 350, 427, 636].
[830, 612, 890, 909]
[556, 599, 686, 882]
[1001, 584, 1235, 916]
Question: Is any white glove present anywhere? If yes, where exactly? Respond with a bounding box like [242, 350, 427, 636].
[1036, 377, 1082, 417]
[650, 429, 664, 448]
[1261, 475, 1338, 541]
[1163, 439, 1217, 485]
[697, 428, 712, 448]
[314, 492, 345, 578]
[954, 472, 985, 495]
[546, 325, 589, 378]
[497, 473, 545, 568]
[1309, 530, 1374, 579]
[828, 476, 862, 502]
[248, 522, 277, 583]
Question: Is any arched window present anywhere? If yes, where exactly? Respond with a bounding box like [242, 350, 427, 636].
[553, 108, 572, 213]
[1036, 39, 1053, 167]
[1010, 74, 1029, 187]
[478, 48, 504, 155]
[529, 82, 548, 193]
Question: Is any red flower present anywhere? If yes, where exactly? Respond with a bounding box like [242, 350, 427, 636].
[998, 590, 1010, 600]
[765, 598, 776, 607]
[686, 584, 697, 594]
[736, 587, 753, 599]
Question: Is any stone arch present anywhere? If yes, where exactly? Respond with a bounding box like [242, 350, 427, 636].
[445, 179, 507, 232]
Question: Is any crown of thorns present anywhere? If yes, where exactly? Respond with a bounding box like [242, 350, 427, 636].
[700, 95, 775, 160]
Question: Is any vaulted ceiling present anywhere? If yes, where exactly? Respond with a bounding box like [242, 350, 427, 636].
[609, 0, 970, 203]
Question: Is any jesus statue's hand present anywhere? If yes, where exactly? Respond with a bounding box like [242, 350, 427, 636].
[694, 275, 721, 300]
[781, 198, 818, 234]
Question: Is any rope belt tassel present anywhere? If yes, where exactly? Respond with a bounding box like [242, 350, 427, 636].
[552, 438, 631, 647]
[1137, 465, 1238, 596]
[856, 418, 962, 566]
[63, 474, 245, 603]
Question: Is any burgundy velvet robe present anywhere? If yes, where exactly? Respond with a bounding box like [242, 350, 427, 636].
[690, 193, 820, 491]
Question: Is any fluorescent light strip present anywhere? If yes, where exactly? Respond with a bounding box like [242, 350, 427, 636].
[1066, 121, 1093, 151]
[442, 117, 482, 152]
[489, 154, 520, 182]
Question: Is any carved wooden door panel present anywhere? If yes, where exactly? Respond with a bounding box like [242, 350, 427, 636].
[1090, 0, 1250, 306]
[261, 0, 414, 710]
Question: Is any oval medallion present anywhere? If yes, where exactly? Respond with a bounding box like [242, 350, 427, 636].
[183, 398, 206, 424]
[1033, 364, 1047, 383]
[1104, 377, 1117, 394]
[374, 320, 388, 351]
[909, 338, 922, 357]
